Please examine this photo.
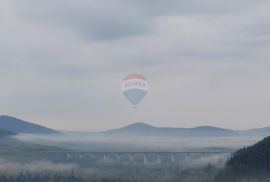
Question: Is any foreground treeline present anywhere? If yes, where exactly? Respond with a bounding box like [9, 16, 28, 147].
[0, 173, 83, 182]
[0, 161, 268, 182]
[0, 165, 219, 182]
[214, 136, 270, 182]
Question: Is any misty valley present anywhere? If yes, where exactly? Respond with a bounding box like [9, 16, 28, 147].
[0, 116, 270, 181]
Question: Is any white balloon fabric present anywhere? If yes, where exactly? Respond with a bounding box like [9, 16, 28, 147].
[121, 73, 148, 107]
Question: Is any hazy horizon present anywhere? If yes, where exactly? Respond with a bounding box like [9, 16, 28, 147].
[1, 115, 270, 132]
[1, 0, 270, 131]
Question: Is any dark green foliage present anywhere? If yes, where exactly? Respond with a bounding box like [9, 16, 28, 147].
[227, 136, 270, 172]
[0, 172, 83, 182]
[179, 164, 219, 182]
[215, 136, 270, 181]
[0, 166, 220, 182]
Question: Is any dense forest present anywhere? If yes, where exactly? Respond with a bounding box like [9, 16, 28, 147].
[0, 165, 220, 182]
[215, 136, 270, 181]
[0, 173, 83, 182]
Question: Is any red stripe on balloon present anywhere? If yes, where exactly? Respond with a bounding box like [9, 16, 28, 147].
[123, 73, 146, 81]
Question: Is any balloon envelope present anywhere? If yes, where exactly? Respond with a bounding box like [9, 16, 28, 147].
[121, 73, 148, 106]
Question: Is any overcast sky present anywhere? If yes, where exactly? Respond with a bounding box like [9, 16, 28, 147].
[1, 0, 270, 131]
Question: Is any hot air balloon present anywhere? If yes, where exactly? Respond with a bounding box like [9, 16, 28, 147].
[121, 73, 148, 107]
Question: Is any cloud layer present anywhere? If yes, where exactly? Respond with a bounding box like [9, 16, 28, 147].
[1, 0, 270, 130]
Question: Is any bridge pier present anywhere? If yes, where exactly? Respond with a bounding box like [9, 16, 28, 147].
[171, 153, 175, 163]
[157, 153, 161, 164]
[129, 153, 134, 162]
[103, 153, 108, 161]
[116, 153, 121, 161]
[90, 153, 95, 159]
[143, 154, 147, 165]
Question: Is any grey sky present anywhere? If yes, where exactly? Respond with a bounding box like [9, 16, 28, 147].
[0, 0, 270, 131]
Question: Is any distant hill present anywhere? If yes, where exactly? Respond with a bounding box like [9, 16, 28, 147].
[0, 134, 68, 163]
[0, 128, 16, 137]
[104, 122, 238, 137]
[1, 116, 269, 137]
[0, 115, 59, 135]
[234, 126, 270, 137]
[242, 127, 270, 136]
[251, 127, 270, 132]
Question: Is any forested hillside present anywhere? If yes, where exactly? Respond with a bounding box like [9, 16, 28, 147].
[216, 136, 270, 181]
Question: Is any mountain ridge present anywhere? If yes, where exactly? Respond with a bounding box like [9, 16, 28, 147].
[1, 115, 269, 137]
[104, 122, 270, 137]
[104, 122, 239, 137]
[0, 115, 59, 135]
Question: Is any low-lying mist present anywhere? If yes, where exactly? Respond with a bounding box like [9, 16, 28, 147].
[14, 133, 263, 152]
[2, 134, 267, 182]
[0, 159, 78, 176]
[0, 154, 226, 181]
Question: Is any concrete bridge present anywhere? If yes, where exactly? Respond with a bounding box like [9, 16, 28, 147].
[40, 151, 232, 164]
